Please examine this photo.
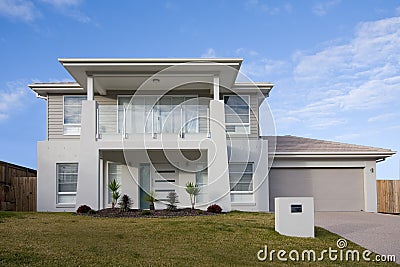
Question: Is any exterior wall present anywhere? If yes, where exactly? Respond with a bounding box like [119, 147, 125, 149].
[37, 140, 80, 212]
[228, 139, 269, 212]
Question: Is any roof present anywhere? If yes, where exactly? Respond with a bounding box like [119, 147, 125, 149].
[263, 135, 396, 160]
[29, 58, 274, 98]
[58, 57, 244, 64]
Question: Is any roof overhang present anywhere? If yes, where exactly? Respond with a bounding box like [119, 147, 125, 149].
[28, 82, 83, 97]
[58, 58, 243, 95]
[232, 82, 274, 104]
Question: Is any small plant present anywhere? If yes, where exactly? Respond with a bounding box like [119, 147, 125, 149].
[76, 205, 92, 214]
[141, 210, 152, 216]
[108, 179, 121, 209]
[207, 204, 222, 213]
[119, 194, 132, 212]
[144, 191, 158, 211]
[185, 182, 200, 210]
[87, 209, 97, 215]
[166, 191, 179, 211]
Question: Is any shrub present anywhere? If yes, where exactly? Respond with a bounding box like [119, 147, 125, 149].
[77, 205, 92, 214]
[87, 209, 97, 215]
[166, 191, 178, 211]
[119, 194, 132, 212]
[141, 210, 152, 216]
[207, 204, 222, 213]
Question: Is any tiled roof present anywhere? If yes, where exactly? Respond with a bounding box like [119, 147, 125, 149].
[263, 135, 395, 154]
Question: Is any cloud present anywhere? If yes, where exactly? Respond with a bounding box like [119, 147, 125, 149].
[0, 0, 39, 22]
[334, 133, 361, 142]
[252, 16, 400, 136]
[40, 0, 82, 7]
[0, 80, 31, 121]
[40, 0, 90, 23]
[368, 113, 400, 123]
[201, 48, 216, 58]
[312, 0, 341, 16]
[293, 17, 400, 112]
[244, 0, 292, 15]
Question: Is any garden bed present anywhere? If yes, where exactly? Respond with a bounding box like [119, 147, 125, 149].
[87, 208, 218, 218]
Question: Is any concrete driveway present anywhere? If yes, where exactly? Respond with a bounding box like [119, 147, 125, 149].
[315, 212, 400, 264]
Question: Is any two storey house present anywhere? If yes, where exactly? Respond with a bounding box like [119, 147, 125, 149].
[30, 58, 395, 212]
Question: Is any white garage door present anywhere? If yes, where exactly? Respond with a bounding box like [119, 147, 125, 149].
[269, 168, 364, 211]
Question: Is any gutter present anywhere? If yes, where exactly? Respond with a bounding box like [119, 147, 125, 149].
[35, 93, 47, 100]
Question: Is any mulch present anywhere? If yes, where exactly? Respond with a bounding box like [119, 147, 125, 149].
[82, 208, 219, 218]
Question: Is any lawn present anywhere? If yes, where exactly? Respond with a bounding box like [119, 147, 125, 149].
[0, 211, 397, 266]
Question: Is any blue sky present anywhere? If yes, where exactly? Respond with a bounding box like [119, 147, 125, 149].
[0, 0, 399, 179]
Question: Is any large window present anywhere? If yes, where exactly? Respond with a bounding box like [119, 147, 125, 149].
[224, 95, 250, 134]
[118, 95, 198, 134]
[57, 163, 78, 204]
[63, 96, 86, 135]
[229, 163, 253, 192]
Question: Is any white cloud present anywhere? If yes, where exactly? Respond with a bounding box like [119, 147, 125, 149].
[368, 113, 400, 123]
[40, 0, 82, 7]
[244, 0, 292, 15]
[201, 48, 216, 58]
[40, 0, 90, 23]
[0, 80, 31, 121]
[312, 0, 341, 16]
[334, 133, 361, 142]
[0, 0, 39, 22]
[292, 17, 400, 111]
[258, 16, 400, 135]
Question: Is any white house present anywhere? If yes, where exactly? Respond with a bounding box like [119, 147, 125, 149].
[29, 58, 395, 212]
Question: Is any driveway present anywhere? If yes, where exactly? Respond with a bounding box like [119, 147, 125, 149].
[315, 212, 400, 264]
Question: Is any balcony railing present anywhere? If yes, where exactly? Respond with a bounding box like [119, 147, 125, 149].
[97, 104, 210, 139]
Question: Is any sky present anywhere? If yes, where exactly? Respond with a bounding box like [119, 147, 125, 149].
[0, 0, 399, 179]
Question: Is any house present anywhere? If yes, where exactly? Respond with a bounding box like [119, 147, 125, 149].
[29, 58, 395, 212]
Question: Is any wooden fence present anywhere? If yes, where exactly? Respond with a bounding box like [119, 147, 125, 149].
[377, 180, 400, 214]
[0, 177, 37, 212]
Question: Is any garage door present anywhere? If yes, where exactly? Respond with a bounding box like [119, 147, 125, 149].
[269, 168, 364, 211]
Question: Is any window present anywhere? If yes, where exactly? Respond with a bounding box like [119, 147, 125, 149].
[224, 95, 250, 134]
[195, 164, 208, 204]
[108, 162, 123, 204]
[63, 96, 86, 135]
[57, 163, 78, 204]
[229, 163, 253, 192]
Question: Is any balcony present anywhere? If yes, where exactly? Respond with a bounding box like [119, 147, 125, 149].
[97, 103, 210, 140]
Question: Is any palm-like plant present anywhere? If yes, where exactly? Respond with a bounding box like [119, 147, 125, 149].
[108, 179, 121, 209]
[144, 191, 158, 211]
[185, 182, 200, 210]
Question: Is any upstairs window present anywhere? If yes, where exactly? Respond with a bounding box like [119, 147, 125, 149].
[63, 96, 86, 135]
[224, 95, 250, 134]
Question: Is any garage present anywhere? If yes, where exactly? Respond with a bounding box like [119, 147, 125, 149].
[269, 168, 364, 212]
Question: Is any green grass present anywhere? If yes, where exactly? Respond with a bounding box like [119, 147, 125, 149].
[0, 211, 397, 266]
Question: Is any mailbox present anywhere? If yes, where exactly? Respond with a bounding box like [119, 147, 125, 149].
[275, 197, 314, 238]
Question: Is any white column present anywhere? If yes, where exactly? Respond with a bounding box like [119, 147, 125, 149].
[213, 75, 220, 100]
[363, 161, 378, 212]
[87, 75, 94, 101]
